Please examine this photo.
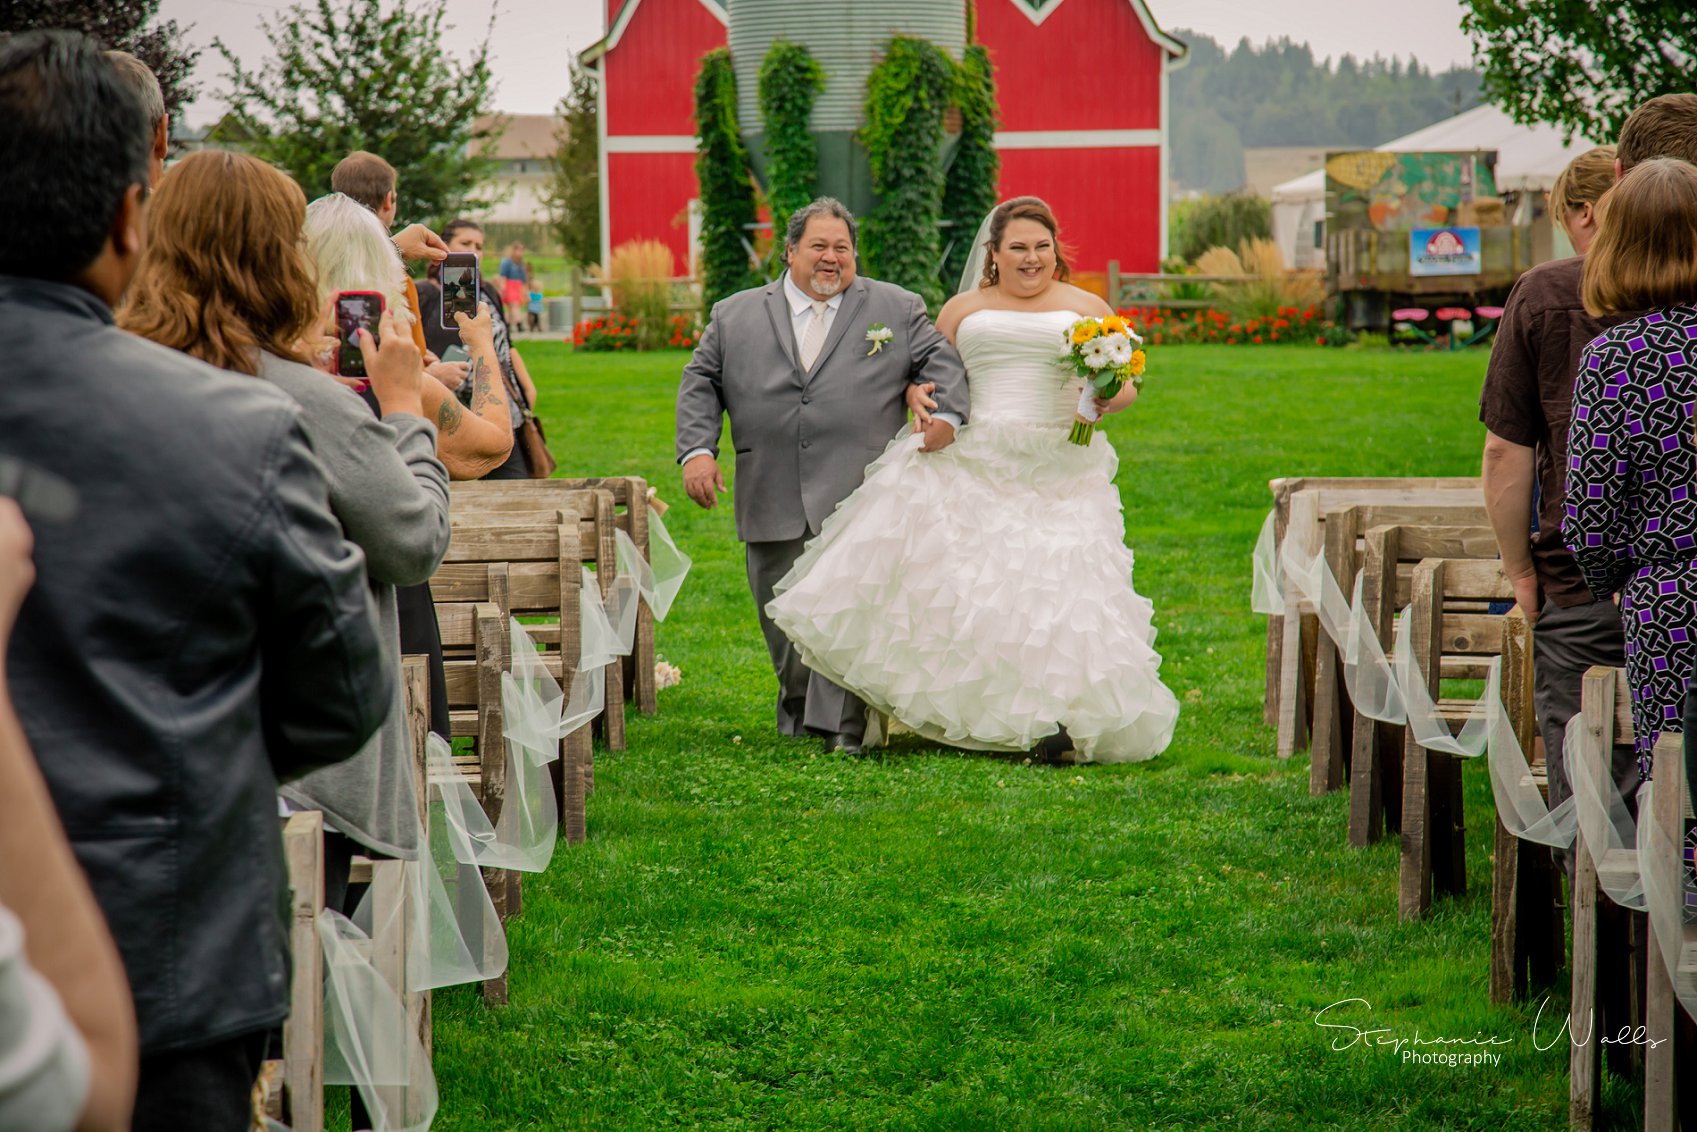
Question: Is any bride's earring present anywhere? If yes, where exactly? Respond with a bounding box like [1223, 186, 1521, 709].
[988, 262, 1000, 284]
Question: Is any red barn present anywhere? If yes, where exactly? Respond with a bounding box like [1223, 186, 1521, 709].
[579, 0, 1185, 277]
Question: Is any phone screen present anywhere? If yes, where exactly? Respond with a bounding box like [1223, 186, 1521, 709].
[335, 293, 382, 377]
[440, 254, 479, 329]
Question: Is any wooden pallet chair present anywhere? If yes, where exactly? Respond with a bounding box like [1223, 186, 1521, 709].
[1344, 522, 1498, 845]
[1307, 507, 1491, 796]
[1262, 475, 1481, 732]
[1397, 555, 1525, 922]
[1571, 668, 1670, 1129]
[255, 808, 325, 1131]
[453, 476, 658, 715]
[434, 516, 591, 847]
[258, 660, 437, 1125]
[1643, 733, 1695, 1132]
[448, 485, 625, 751]
[1488, 607, 1564, 1005]
[1273, 481, 1483, 759]
[431, 567, 524, 1009]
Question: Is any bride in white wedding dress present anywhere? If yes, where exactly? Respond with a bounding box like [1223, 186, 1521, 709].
[766, 197, 1179, 762]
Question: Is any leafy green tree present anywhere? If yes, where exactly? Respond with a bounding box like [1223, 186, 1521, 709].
[216, 0, 499, 226]
[860, 36, 953, 313]
[757, 40, 826, 252]
[941, 44, 999, 292]
[547, 58, 600, 265]
[1, 0, 198, 125]
[1461, 0, 1690, 142]
[694, 47, 760, 315]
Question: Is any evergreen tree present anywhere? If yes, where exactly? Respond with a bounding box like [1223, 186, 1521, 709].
[547, 59, 600, 265]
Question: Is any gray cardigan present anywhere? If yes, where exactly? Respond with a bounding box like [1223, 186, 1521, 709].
[265, 353, 451, 857]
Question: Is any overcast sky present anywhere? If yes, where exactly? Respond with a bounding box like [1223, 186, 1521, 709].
[157, 0, 1480, 126]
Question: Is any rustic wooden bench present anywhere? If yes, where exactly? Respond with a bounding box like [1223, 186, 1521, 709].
[1307, 509, 1491, 797]
[1643, 732, 1695, 1132]
[1397, 555, 1521, 921]
[454, 477, 659, 716]
[1271, 481, 1483, 759]
[1342, 523, 1498, 845]
[448, 485, 626, 751]
[436, 511, 593, 833]
[1571, 666, 1657, 1128]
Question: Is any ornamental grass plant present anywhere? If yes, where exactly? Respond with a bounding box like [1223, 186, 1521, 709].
[608, 239, 674, 351]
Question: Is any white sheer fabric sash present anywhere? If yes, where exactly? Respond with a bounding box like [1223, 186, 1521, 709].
[1271, 521, 1577, 849]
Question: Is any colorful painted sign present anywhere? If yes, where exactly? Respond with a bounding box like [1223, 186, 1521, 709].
[1409, 226, 1483, 276]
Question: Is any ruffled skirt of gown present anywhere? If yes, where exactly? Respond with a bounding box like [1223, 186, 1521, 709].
[766, 417, 1178, 762]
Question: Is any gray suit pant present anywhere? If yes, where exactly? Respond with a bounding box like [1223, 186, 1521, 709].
[745, 536, 865, 740]
[1533, 596, 1634, 877]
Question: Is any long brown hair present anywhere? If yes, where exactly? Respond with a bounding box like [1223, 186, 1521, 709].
[118, 150, 319, 375]
[979, 196, 1072, 287]
[1582, 157, 1697, 316]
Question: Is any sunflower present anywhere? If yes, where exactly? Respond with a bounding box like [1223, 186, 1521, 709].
[1101, 314, 1128, 334]
[1070, 321, 1100, 344]
[1126, 349, 1146, 377]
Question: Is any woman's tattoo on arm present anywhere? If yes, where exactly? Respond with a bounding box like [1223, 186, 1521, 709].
[435, 393, 465, 435]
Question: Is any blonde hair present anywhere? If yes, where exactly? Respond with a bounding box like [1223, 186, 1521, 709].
[1550, 145, 1616, 235]
[1582, 157, 1697, 316]
[302, 192, 413, 325]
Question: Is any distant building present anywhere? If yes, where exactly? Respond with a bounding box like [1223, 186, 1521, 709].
[580, 0, 1186, 277]
[473, 114, 564, 231]
[1241, 146, 1335, 201]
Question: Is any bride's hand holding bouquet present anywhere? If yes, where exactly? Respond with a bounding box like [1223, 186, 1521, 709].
[1061, 314, 1145, 445]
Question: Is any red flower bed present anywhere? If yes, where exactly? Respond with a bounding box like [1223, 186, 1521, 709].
[572, 312, 700, 351]
[1115, 305, 1346, 347]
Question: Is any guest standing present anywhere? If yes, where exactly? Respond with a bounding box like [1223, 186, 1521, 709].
[0, 33, 389, 1131]
[1564, 157, 1697, 775]
[1478, 144, 1636, 854]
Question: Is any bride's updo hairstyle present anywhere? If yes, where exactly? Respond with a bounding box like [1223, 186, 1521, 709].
[978, 196, 1072, 288]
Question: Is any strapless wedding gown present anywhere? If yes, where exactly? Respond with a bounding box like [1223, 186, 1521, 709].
[766, 308, 1179, 762]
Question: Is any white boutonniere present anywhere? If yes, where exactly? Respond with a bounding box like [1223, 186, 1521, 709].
[865, 323, 893, 356]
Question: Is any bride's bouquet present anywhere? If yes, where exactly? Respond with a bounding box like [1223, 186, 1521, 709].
[1060, 315, 1146, 445]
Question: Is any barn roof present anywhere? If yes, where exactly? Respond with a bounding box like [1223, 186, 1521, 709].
[1008, 0, 1185, 58]
[580, 0, 727, 66]
[580, 0, 1185, 65]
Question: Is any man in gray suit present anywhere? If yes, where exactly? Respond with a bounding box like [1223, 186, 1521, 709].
[677, 198, 970, 753]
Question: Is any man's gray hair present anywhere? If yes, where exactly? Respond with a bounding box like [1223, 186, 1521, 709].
[105, 50, 165, 134]
[783, 197, 856, 263]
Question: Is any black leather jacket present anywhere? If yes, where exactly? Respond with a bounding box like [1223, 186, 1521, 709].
[0, 278, 392, 1053]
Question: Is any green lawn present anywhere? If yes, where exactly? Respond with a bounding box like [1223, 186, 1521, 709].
[419, 342, 1631, 1130]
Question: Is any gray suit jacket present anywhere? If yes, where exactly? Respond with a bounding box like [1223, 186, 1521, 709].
[676, 275, 969, 543]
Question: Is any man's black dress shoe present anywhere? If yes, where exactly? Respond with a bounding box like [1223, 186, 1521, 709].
[824, 732, 863, 755]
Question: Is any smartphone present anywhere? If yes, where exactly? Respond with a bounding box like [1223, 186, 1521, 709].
[334, 291, 384, 378]
[441, 344, 470, 363]
[439, 253, 480, 330]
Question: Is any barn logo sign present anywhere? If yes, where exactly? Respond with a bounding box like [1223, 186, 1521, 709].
[1409, 226, 1482, 277]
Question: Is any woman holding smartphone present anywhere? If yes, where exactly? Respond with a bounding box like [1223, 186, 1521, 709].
[417, 217, 544, 479]
[117, 150, 452, 911]
[304, 193, 515, 480]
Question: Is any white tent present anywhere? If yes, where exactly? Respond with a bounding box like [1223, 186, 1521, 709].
[1269, 104, 1602, 269]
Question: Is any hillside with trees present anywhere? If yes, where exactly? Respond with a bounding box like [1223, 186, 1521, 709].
[1170, 31, 1484, 194]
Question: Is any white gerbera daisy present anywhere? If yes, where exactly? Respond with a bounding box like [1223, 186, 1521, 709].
[1082, 338, 1112, 369]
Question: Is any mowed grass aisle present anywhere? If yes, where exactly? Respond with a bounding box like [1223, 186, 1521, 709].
[425, 343, 1615, 1130]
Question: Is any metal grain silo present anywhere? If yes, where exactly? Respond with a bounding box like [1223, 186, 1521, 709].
[727, 0, 967, 220]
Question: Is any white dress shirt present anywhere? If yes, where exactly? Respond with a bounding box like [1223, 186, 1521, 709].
[681, 273, 959, 466]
